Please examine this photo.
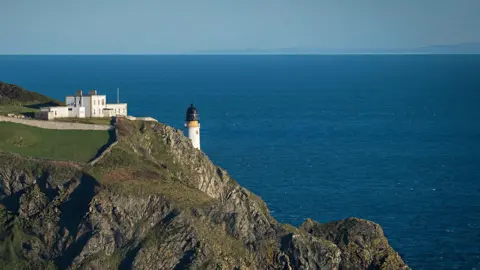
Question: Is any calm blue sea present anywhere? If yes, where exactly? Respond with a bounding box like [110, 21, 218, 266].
[1, 55, 479, 269]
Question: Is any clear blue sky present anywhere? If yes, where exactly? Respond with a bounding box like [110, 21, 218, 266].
[1, 0, 479, 54]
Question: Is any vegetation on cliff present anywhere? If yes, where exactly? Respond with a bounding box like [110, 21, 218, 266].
[0, 117, 410, 269]
[0, 82, 62, 106]
[0, 81, 64, 116]
[0, 84, 410, 270]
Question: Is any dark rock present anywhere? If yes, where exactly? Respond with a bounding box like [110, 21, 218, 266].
[300, 218, 410, 269]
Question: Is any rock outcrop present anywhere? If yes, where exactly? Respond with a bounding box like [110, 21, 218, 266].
[0, 119, 409, 269]
[301, 218, 409, 269]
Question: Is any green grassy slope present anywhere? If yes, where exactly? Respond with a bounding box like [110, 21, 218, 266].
[0, 82, 64, 116]
[0, 105, 35, 116]
[0, 82, 63, 106]
[0, 122, 110, 162]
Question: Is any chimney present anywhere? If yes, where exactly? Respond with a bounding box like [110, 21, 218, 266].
[88, 90, 97, 95]
[76, 90, 83, 96]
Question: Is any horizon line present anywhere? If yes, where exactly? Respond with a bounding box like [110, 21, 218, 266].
[1, 52, 480, 56]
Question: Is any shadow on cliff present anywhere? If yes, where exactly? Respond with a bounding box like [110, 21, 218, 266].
[0, 190, 26, 213]
[118, 245, 142, 270]
[173, 249, 197, 270]
[37, 171, 59, 201]
[56, 173, 99, 270]
[21, 102, 64, 117]
[89, 119, 117, 163]
[24, 101, 63, 110]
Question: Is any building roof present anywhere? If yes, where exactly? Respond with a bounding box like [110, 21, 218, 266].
[66, 94, 106, 97]
[105, 103, 127, 106]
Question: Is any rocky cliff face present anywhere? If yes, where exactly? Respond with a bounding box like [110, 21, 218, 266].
[0, 119, 409, 269]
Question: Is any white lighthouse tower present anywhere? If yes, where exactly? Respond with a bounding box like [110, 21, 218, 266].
[185, 104, 200, 149]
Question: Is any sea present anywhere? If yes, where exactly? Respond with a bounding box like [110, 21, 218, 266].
[1, 55, 479, 269]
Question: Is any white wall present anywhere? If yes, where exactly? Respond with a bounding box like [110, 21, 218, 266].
[38, 107, 69, 119]
[105, 103, 127, 116]
[103, 109, 115, 117]
[91, 95, 107, 118]
[40, 106, 87, 119]
[66, 94, 107, 117]
[66, 96, 90, 117]
[82, 96, 91, 117]
[67, 107, 85, 118]
[187, 126, 201, 149]
[35, 111, 55, 120]
[66, 96, 79, 107]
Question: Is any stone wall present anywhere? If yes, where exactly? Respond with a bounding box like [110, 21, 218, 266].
[0, 116, 112, 131]
[126, 116, 158, 122]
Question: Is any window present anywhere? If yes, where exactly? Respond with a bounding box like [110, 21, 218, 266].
[68, 108, 72, 111]
[94, 109, 96, 115]
[123, 108, 125, 113]
[102, 99, 105, 105]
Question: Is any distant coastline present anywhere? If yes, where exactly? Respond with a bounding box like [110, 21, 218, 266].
[1, 42, 479, 55]
[189, 43, 480, 55]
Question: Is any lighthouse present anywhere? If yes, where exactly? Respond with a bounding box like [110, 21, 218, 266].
[185, 104, 200, 149]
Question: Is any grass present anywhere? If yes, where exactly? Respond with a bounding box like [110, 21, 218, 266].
[104, 177, 214, 209]
[0, 105, 38, 116]
[0, 122, 110, 162]
[54, 117, 112, 125]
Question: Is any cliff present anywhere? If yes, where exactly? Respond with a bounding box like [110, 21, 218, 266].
[0, 118, 409, 269]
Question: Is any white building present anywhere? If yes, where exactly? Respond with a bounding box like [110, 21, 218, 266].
[35, 89, 127, 120]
